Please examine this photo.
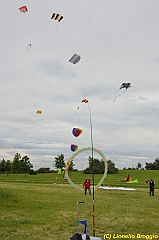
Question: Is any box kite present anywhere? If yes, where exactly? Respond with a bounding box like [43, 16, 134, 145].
[69, 54, 81, 65]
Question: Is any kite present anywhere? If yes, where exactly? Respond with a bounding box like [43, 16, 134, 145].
[77, 98, 87, 113]
[58, 169, 63, 175]
[81, 99, 88, 103]
[19, 6, 28, 13]
[113, 83, 131, 102]
[51, 13, 63, 22]
[78, 97, 91, 124]
[69, 54, 81, 64]
[126, 179, 138, 184]
[77, 98, 88, 120]
[67, 160, 71, 166]
[120, 83, 131, 89]
[72, 128, 82, 137]
[70, 144, 78, 152]
[36, 110, 42, 114]
[44, 13, 63, 38]
[65, 160, 73, 172]
[99, 186, 135, 191]
[26, 44, 31, 52]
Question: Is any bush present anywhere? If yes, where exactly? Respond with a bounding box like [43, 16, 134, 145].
[29, 169, 37, 175]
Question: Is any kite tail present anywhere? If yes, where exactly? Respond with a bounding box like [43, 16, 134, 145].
[26, 44, 31, 52]
[78, 103, 83, 123]
[113, 89, 120, 103]
[78, 94, 86, 123]
[113, 89, 127, 103]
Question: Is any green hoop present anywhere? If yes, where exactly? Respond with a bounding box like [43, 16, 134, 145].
[65, 147, 108, 192]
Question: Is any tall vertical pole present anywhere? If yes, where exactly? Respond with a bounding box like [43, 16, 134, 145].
[88, 103, 95, 237]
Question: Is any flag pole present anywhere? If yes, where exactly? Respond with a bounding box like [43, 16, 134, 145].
[88, 102, 95, 237]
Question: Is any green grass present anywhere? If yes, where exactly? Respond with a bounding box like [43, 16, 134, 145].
[0, 171, 159, 240]
[0, 170, 159, 189]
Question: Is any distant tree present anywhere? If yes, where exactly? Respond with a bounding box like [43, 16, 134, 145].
[136, 162, 142, 170]
[37, 167, 50, 173]
[154, 158, 159, 169]
[12, 153, 21, 174]
[0, 159, 6, 174]
[107, 160, 118, 174]
[5, 160, 12, 176]
[12, 153, 34, 174]
[54, 154, 65, 170]
[145, 162, 153, 170]
[145, 158, 159, 170]
[49, 169, 57, 173]
[29, 169, 37, 175]
[19, 155, 33, 177]
[83, 156, 116, 174]
[83, 156, 104, 174]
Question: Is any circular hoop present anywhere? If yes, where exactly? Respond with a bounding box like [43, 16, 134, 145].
[65, 147, 108, 192]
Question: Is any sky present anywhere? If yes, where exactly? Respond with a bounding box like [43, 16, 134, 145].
[0, 0, 158, 171]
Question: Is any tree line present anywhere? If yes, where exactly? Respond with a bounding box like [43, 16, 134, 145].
[54, 155, 159, 174]
[54, 154, 118, 174]
[1, 153, 158, 175]
[123, 158, 159, 170]
[0, 153, 34, 176]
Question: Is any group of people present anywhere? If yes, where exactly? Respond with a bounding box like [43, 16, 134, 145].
[141, 178, 155, 196]
[83, 176, 156, 196]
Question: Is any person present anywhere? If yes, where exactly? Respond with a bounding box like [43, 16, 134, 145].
[125, 174, 131, 182]
[83, 177, 92, 196]
[143, 179, 149, 184]
[149, 179, 155, 196]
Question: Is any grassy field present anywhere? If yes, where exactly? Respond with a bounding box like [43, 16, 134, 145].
[0, 171, 159, 240]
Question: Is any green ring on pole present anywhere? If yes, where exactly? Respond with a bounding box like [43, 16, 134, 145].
[65, 147, 108, 192]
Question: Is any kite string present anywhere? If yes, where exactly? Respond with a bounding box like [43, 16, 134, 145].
[113, 89, 127, 103]
[72, 102, 83, 146]
[78, 94, 87, 127]
[78, 102, 83, 124]
[44, 21, 59, 38]
[81, 95, 95, 235]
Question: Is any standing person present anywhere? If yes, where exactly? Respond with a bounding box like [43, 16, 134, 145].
[83, 177, 92, 196]
[149, 179, 155, 196]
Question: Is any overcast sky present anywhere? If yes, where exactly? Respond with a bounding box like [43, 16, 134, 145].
[0, 0, 158, 171]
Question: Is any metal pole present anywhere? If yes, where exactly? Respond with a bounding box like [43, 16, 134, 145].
[88, 103, 95, 237]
